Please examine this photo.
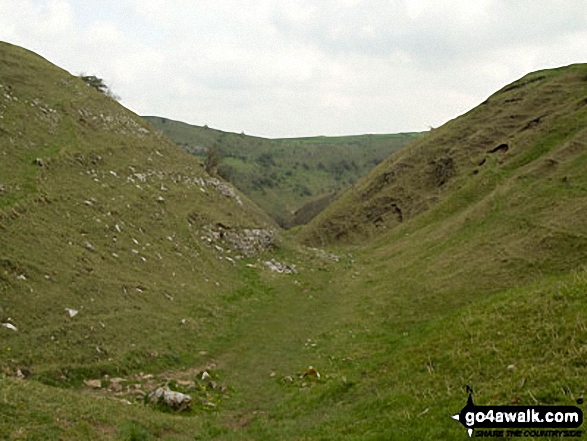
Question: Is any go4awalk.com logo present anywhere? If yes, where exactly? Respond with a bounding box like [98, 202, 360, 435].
[451, 387, 584, 438]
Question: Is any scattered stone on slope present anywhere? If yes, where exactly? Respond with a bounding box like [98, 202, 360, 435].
[65, 308, 78, 318]
[116, 168, 244, 205]
[148, 387, 192, 411]
[84, 379, 102, 389]
[205, 178, 243, 205]
[264, 259, 297, 274]
[202, 400, 217, 408]
[2, 322, 17, 331]
[108, 377, 125, 392]
[306, 247, 340, 262]
[75, 106, 150, 138]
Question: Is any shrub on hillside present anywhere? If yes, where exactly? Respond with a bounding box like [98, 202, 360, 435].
[204, 147, 223, 176]
[79, 74, 119, 100]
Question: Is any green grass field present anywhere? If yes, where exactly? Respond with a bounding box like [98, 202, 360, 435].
[2, 42, 587, 440]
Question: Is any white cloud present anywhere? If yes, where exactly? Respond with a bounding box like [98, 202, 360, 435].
[0, 0, 586, 137]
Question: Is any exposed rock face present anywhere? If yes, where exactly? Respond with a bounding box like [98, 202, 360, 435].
[223, 229, 275, 257]
[205, 178, 243, 205]
[199, 224, 276, 258]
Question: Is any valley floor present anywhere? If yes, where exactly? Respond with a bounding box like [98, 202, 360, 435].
[2, 44, 587, 441]
[2, 238, 586, 440]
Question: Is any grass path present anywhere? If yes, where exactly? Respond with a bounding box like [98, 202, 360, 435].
[216, 268, 348, 411]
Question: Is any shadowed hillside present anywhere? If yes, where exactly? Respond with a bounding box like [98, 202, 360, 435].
[144, 115, 419, 228]
[300, 64, 587, 245]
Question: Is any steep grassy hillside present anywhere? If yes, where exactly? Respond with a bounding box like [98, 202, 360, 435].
[300, 64, 587, 245]
[2, 42, 587, 441]
[144, 116, 419, 227]
[0, 41, 282, 437]
[224, 64, 587, 439]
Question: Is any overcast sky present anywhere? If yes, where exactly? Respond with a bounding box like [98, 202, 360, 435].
[1, 1, 586, 138]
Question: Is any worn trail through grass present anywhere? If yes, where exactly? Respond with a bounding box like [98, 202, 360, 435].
[215, 267, 352, 412]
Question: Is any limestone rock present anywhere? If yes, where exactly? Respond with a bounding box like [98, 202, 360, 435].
[84, 379, 102, 389]
[64, 308, 78, 318]
[200, 224, 276, 257]
[148, 387, 192, 411]
[2, 322, 17, 331]
[264, 259, 297, 274]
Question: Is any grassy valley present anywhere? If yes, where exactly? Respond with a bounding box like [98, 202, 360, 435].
[2, 41, 587, 441]
[144, 116, 419, 228]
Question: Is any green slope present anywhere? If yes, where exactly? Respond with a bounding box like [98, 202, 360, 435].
[300, 64, 587, 246]
[2, 42, 587, 441]
[211, 64, 587, 438]
[143, 116, 419, 228]
[0, 41, 280, 438]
